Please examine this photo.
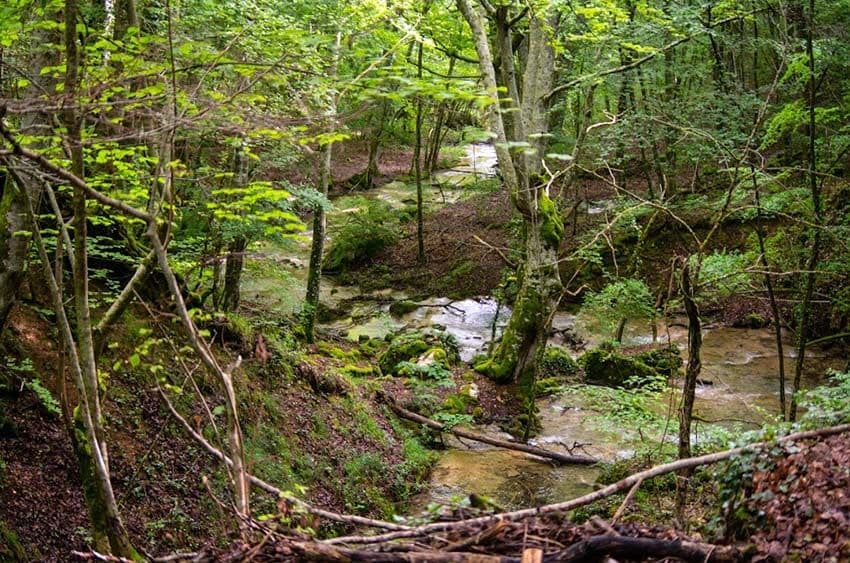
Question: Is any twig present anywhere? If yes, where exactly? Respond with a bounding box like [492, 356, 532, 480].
[325, 422, 850, 545]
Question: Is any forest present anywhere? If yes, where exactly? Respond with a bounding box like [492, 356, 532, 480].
[0, 0, 849, 561]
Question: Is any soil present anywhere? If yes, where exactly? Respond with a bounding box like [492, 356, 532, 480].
[354, 187, 513, 298]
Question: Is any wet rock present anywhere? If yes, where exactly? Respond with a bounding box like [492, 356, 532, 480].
[378, 328, 460, 375]
[579, 345, 661, 388]
[388, 299, 420, 317]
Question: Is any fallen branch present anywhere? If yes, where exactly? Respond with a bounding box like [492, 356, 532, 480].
[158, 386, 409, 532]
[326, 422, 850, 545]
[382, 394, 597, 466]
[556, 535, 741, 562]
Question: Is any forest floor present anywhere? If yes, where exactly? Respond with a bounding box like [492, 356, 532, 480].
[201, 432, 850, 562]
[1, 143, 846, 561]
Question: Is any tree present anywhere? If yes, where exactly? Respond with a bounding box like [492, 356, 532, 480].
[457, 1, 565, 412]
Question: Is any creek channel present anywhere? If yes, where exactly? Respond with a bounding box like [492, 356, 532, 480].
[241, 144, 846, 514]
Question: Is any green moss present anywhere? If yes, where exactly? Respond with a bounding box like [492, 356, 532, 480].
[538, 192, 564, 248]
[339, 364, 374, 377]
[378, 329, 459, 375]
[0, 520, 26, 562]
[388, 300, 419, 317]
[633, 345, 683, 378]
[473, 356, 513, 383]
[539, 346, 580, 380]
[580, 347, 661, 388]
[317, 342, 361, 362]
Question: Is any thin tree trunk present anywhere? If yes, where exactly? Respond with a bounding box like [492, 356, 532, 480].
[751, 167, 786, 419]
[789, 0, 821, 422]
[302, 32, 341, 342]
[677, 259, 702, 518]
[220, 145, 250, 312]
[415, 40, 426, 265]
[63, 1, 136, 554]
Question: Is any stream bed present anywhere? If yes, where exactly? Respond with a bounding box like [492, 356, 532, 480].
[242, 143, 846, 515]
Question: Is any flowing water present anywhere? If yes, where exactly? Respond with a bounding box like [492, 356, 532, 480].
[241, 144, 846, 514]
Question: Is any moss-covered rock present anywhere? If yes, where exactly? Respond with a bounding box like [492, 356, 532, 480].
[378, 329, 460, 375]
[634, 345, 683, 378]
[579, 346, 660, 388]
[539, 346, 580, 380]
[388, 300, 420, 317]
[339, 364, 375, 377]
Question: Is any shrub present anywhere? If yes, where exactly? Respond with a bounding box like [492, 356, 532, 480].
[324, 200, 398, 271]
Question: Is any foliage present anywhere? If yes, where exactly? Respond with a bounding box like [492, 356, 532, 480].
[579, 279, 655, 338]
[25, 378, 61, 417]
[324, 200, 400, 271]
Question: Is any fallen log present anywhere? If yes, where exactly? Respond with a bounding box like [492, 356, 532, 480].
[326, 422, 850, 545]
[382, 394, 597, 466]
[556, 535, 743, 562]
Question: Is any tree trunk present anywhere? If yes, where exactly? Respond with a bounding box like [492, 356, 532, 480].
[220, 145, 250, 313]
[0, 172, 36, 334]
[789, 0, 821, 422]
[752, 167, 786, 419]
[458, 1, 564, 416]
[302, 32, 341, 342]
[63, 1, 137, 554]
[414, 41, 426, 265]
[676, 259, 702, 517]
[221, 236, 246, 312]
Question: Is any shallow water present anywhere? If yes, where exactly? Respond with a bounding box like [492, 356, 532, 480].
[240, 145, 845, 515]
[410, 317, 845, 513]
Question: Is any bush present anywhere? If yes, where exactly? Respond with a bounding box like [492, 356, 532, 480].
[324, 200, 398, 271]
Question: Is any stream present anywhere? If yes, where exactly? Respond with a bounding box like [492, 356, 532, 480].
[242, 143, 846, 514]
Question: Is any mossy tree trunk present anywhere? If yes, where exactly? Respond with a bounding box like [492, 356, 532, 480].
[458, 1, 564, 407]
[302, 32, 341, 342]
[62, 1, 138, 555]
[221, 144, 250, 312]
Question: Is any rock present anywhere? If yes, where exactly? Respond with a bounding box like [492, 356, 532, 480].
[580, 345, 661, 388]
[378, 328, 460, 376]
[539, 345, 580, 380]
[388, 300, 420, 317]
[633, 345, 683, 378]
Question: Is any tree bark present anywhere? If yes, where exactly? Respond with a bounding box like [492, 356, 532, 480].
[676, 259, 702, 517]
[789, 0, 821, 422]
[220, 145, 250, 312]
[302, 32, 341, 342]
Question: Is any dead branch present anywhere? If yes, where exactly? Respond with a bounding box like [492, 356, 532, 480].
[157, 386, 409, 532]
[326, 422, 850, 545]
[555, 535, 741, 562]
[382, 394, 597, 466]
